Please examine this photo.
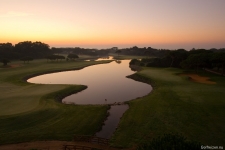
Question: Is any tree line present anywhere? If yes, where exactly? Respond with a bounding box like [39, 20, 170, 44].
[130, 48, 225, 75]
[0, 41, 51, 60]
[0, 41, 79, 65]
[45, 53, 79, 61]
[1, 41, 225, 74]
[51, 47, 109, 56]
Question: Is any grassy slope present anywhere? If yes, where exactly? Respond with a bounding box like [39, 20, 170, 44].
[0, 59, 109, 144]
[111, 67, 225, 147]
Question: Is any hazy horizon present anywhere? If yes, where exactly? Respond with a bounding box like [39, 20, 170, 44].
[50, 42, 225, 50]
[1, 0, 225, 50]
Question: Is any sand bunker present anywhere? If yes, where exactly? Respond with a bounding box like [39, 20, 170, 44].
[180, 74, 216, 84]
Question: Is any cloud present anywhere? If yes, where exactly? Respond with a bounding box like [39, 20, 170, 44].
[0, 11, 33, 18]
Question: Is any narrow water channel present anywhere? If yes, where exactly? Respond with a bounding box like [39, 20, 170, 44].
[96, 105, 129, 138]
[27, 59, 152, 139]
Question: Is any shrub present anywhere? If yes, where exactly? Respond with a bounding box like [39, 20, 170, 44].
[137, 134, 201, 150]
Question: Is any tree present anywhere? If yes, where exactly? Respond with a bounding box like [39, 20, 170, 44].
[46, 54, 65, 61]
[57, 55, 65, 61]
[211, 52, 225, 75]
[1, 59, 10, 66]
[181, 53, 211, 72]
[67, 54, 79, 60]
[144, 50, 151, 58]
[21, 57, 33, 63]
[15, 41, 51, 59]
[168, 50, 177, 67]
[115, 50, 121, 56]
[129, 59, 139, 65]
[167, 49, 188, 68]
[0, 43, 16, 59]
[137, 134, 201, 150]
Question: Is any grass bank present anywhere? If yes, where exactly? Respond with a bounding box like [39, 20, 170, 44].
[0, 58, 110, 144]
[111, 67, 225, 147]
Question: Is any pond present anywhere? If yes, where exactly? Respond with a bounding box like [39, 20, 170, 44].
[27, 59, 152, 138]
[28, 60, 152, 105]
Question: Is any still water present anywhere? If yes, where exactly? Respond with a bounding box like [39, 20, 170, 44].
[95, 56, 114, 61]
[27, 59, 152, 138]
[28, 60, 152, 104]
[96, 105, 129, 138]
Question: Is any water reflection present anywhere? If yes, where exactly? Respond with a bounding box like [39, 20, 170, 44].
[28, 60, 152, 104]
[27, 59, 152, 139]
[96, 105, 129, 138]
[95, 56, 114, 61]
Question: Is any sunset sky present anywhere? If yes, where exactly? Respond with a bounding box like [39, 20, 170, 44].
[1, 0, 225, 49]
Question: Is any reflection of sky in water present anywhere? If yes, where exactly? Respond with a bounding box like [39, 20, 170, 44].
[95, 56, 114, 61]
[96, 105, 129, 138]
[28, 60, 152, 104]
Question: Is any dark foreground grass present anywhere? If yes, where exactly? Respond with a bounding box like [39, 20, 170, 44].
[0, 59, 109, 144]
[0, 103, 108, 144]
[111, 67, 225, 148]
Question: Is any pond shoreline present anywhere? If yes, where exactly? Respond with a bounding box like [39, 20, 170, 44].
[26, 61, 153, 140]
[23, 60, 113, 84]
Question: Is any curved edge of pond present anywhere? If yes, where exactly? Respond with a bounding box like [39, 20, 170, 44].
[24, 61, 113, 104]
[45, 85, 88, 103]
[95, 72, 154, 139]
[24, 61, 112, 105]
[24, 60, 113, 84]
[126, 72, 156, 88]
[25, 62, 154, 142]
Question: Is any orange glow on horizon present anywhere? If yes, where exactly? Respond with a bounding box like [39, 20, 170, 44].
[1, 0, 225, 49]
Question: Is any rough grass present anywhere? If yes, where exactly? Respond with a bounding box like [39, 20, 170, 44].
[0, 58, 109, 144]
[111, 67, 225, 147]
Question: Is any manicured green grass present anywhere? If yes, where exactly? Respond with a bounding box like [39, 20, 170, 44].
[1, 56, 225, 148]
[111, 67, 225, 147]
[0, 58, 109, 144]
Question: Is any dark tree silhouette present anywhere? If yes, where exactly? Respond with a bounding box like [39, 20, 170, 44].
[144, 50, 151, 57]
[46, 55, 65, 61]
[15, 41, 50, 59]
[167, 49, 188, 67]
[168, 50, 177, 67]
[181, 53, 211, 72]
[211, 52, 225, 75]
[67, 54, 79, 60]
[57, 55, 65, 61]
[137, 134, 201, 150]
[1, 59, 10, 66]
[21, 57, 33, 63]
[0, 43, 16, 59]
[115, 50, 121, 56]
